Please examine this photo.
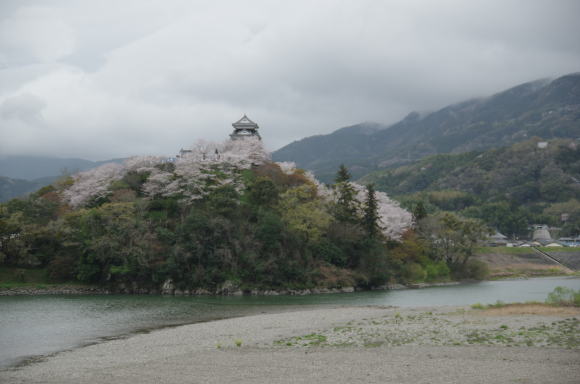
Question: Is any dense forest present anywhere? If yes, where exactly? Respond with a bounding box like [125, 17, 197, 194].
[362, 138, 580, 239]
[0, 139, 489, 293]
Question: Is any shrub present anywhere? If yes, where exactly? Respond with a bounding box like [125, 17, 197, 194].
[424, 260, 450, 281]
[465, 259, 489, 280]
[47, 254, 76, 281]
[404, 262, 426, 282]
[546, 286, 580, 307]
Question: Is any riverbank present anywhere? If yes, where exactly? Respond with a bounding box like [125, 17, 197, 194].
[1, 264, 574, 297]
[0, 285, 109, 296]
[474, 246, 579, 279]
[0, 281, 462, 296]
[2, 305, 578, 384]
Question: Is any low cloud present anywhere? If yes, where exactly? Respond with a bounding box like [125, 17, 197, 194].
[0, 0, 579, 160]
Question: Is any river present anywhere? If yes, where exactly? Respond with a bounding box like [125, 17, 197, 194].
[1, 276, 579, 368]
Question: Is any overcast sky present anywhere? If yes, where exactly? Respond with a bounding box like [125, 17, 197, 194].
[0, 0, 579, 160]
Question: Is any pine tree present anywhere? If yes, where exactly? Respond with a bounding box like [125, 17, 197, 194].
[333, 165, 359, 223]
[413, 201, 427, 221]
[335, 164, 351, 184]
[363, 183, 381, 238]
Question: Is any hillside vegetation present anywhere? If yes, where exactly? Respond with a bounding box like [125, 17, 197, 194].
[362, 138, 580, 238]
[1, 138, 496, 293]
[273, 73, 580, 182]
[0, 176, 57, 203]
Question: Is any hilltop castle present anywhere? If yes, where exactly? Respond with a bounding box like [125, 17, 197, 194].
[177, 115, 261, 158]
[230, 114, 261, 140]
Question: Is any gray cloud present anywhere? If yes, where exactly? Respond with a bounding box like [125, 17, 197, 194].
[0, 0, 579, 160]
[0, 93, 46, 123]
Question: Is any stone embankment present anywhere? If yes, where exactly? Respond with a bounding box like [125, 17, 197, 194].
[158, 279, 357, 296]
[0, 280, 461, 296]
[0, 286, 109, 296]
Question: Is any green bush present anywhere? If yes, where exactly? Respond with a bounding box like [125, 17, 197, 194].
[546, 286, 580, 307]
[465, 259, 489, 280]
[404, 262, 426, 282]
[424, 260, 450, 281]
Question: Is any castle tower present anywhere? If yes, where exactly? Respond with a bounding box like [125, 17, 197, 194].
[230, 114, 261, 140]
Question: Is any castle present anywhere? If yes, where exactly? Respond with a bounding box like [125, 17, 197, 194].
[177, 115, 261, 158]
[229, 114, 261, 140]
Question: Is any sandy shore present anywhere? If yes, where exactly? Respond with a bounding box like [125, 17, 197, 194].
[1, 305, 579, 384]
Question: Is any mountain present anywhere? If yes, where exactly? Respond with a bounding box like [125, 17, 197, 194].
[0, 176, 59, 202]
[361, 137, 580, 202]
[272, 122, 385, 182]
[273, 73, 580, 182]
[360, 138, 580, 237]
[0, 156, 125, 181]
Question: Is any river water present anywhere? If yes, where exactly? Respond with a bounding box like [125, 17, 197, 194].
[1, 276, 579, 368]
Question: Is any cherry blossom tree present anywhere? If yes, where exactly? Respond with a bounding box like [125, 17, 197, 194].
[275, 161, 413, 240]
[62, 136, 411, 239]
[63, 137, 270, 207]
[62, 163, 125, 208]
[350, 182, 413, 240]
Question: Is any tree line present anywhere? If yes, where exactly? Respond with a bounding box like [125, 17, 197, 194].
[0, 158, 490, 292]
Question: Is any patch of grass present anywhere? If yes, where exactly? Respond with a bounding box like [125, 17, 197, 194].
[301, 333, 327, 345]
[538, 247, 580, 253]
[470, 300, 507, 310]
[489, 300, 507, 308]
[476, 247, 535, 255]
[394, 312, 403, 323]
[234, 339, 243, 347]
[275, 333, 328, 347]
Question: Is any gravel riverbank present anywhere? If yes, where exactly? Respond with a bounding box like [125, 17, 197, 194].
[1, 305, 578, 383]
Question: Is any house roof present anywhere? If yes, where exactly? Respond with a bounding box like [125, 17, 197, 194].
[489, 231, 507, 240]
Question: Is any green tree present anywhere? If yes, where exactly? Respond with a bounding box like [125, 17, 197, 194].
[278, 185, 331, 243]
[362, 184, 381, 238]
[246, 177, 279, 208]
[333, 165, 359, 223]
[413, 201, 428, 221]
[421, 212, 490, 268]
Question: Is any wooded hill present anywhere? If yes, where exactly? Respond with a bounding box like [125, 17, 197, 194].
[361, 138, 580, 238]
[273, 73, 580, 182]
[0, 139, 492, 292]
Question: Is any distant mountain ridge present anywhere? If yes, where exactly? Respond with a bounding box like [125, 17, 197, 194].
[0, 176, 58, 202]
[0, 156, 125, 180]
[273, 73, 580, 182]
[0, 156, 125, 202]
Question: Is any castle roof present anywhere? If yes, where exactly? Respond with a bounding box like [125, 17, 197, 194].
[232, 114, 259, 129]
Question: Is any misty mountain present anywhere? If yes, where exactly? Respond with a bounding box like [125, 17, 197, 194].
[0, 156, 125, 181]
[360, 138, 580, 204]
[273, 73, 580, 182]
[0, 176, 59, 202]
